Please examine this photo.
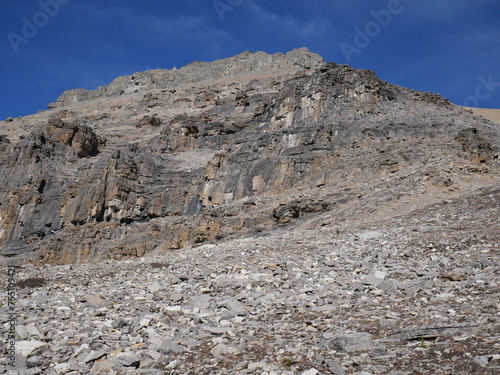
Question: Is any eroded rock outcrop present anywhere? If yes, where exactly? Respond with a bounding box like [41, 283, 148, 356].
[1, 48, 499, 265]
[45, 111, 100, 157]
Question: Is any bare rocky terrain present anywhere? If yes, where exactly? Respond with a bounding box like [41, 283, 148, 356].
[0, 48, 499, 374]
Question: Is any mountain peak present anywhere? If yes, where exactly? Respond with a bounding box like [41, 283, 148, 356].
[49, 48, 325, 109]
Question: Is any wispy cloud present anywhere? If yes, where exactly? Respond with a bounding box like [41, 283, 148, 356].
[146, 14, 207, 38]
[408, 0, 496, 22]
[246, 0, 334, 40]
[66, 2, 239, 61]
[71, 2, 207, 39]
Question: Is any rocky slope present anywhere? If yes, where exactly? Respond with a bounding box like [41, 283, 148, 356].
[1, 186, 499, 374]
[1, 48, 499, 266]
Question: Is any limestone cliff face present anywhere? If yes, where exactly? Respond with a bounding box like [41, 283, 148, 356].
[1, 48, 499, 265]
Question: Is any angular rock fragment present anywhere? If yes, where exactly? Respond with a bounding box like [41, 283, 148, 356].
[83, 349, 108, 363]
[15, 341, 48, 357]
[210, 343, 237, 357]
[362, 271, 387, 286]
[162, 340, 185, 354]
[318, 332, 375, 352]
[389, 323, 479, 340]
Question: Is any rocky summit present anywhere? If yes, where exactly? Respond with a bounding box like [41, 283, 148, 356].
[0, 48, 499, 374]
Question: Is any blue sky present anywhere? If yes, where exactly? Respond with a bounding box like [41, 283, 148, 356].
[1, 0, 499, 120]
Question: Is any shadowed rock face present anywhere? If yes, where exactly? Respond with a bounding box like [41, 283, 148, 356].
[1, 48, 499, 265]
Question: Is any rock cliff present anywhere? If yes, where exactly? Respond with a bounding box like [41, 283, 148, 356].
[0, 48, 499, 265]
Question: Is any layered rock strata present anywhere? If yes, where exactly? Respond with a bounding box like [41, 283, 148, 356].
[0, 48, 499, 265]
